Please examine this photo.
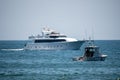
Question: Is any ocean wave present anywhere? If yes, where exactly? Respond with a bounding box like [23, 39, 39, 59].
[0, 48, 24, 51]
[0, 73, 24, 76]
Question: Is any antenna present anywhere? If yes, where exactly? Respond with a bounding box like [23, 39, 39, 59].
[86, 27, 95, 46]
[91, 26, 95, 45]
[84, 26, 95, 46]
[85, 29, 87, 41]
[84, 28, 89, 47]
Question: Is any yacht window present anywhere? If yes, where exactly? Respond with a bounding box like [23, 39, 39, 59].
[34, 39, 66, 43]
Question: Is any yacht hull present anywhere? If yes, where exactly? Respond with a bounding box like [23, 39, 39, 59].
[24, 40, 84, 50]
[85, 57, 106, 61]
[73, 56, 107, 61]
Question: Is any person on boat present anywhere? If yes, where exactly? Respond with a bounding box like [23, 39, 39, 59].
[84, 48, 94, 57]
[84, 49, 90, 57]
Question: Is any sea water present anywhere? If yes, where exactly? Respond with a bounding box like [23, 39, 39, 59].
[0, 40, 120, 80]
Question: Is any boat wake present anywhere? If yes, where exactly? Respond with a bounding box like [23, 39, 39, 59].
[1, 48, 24, 51]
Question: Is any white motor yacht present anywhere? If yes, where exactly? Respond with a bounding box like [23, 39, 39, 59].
[24, 27, 85, 50]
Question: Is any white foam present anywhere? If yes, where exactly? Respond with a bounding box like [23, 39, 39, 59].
[1, 48, 24, 51]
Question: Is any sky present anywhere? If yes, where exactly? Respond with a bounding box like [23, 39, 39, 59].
[0, 0, 120, 40]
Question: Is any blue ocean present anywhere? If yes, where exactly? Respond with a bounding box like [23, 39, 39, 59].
[0, 40, 120, 80]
